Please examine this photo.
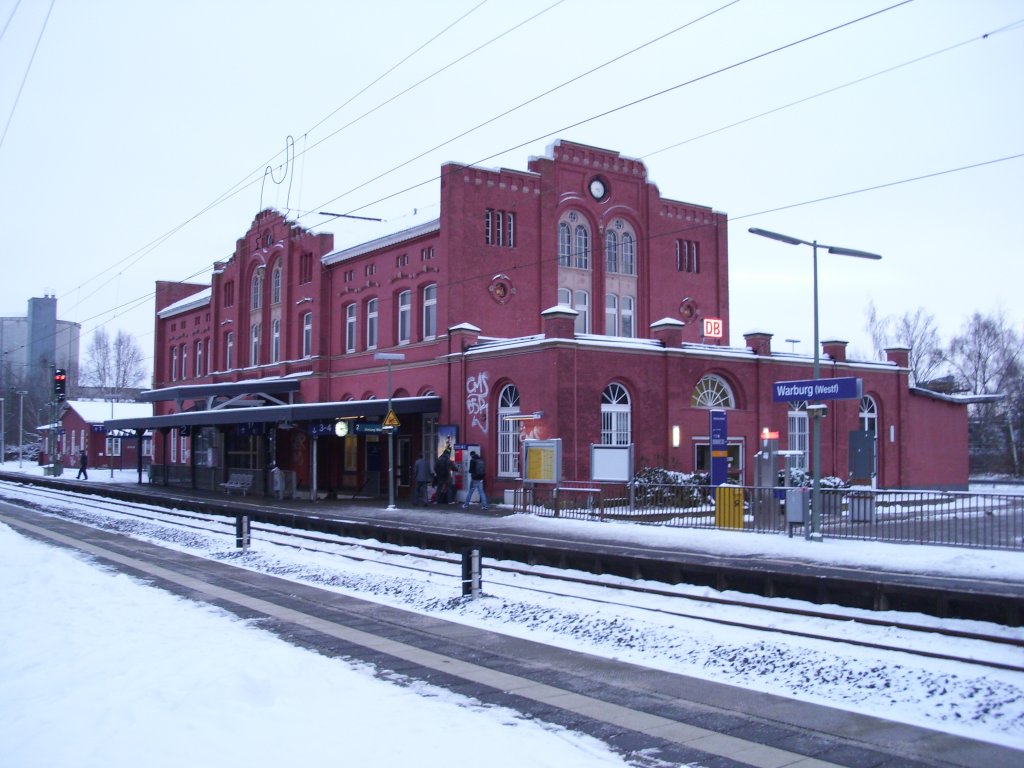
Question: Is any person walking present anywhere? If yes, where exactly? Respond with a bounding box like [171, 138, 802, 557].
[269, 463, 284, 500]
[462, 450, 488, 510]
[412, 453, 433, 506]
[76, 449, 88, 480]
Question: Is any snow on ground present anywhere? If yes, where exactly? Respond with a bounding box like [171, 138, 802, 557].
[0, 525, 632, 768]
[2, 464, 1024, 764]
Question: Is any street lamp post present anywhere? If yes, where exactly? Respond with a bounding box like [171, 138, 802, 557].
[374, 352, 405, 510]
[0, 397, 5, 465]
[748, 227, 881, 540]
[17, 390, 28, 468]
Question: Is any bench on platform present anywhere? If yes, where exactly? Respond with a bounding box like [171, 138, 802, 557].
[219, 472, 254, 496]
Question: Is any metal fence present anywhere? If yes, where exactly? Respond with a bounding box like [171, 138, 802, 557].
[518, 481, 1024, 551]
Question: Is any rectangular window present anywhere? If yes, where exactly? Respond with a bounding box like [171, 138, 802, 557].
[605, 294, 618, 337]
[171, 347, 178, 381]
[366, 298, 378, 350]
[302, 312, 313, 357]
[345, 303, 357, 353]
[495, 209, 503, 246]
[677, 240, 700, 273]
[621, 296, 635, 338]
[498, 418, 520, 477]
[506, 212, 515, 248]
[106, 437, 121, 457]
[180, 344, 188, 380]
[224, 281, 235, 307]
[420, 246, 435, 261]
[484, 209, 493, 245]
[573, 290, 589, 334]
[788, 410, 808, 471]
[195, 340, 203, 377]
[397, 291, 411, 345]
[694, 440, 745, 480]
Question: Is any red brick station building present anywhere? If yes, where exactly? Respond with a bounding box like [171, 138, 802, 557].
[108, 141, 971, 500]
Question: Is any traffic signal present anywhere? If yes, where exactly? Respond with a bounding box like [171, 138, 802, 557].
[54, 368, 67, 401]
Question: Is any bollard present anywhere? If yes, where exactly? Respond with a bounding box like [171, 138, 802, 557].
[235, 514, 250, 550]
[461, 548, 481, 597]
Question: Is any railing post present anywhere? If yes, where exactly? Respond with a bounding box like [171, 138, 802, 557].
[461, 548, 481, 597]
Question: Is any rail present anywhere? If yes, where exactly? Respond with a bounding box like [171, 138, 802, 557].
[520, 482, 1024, 551]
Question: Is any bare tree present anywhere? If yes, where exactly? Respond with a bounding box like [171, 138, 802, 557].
[865, 302, 945, 385]
[947, 311, 1024, 475]
[82, 328, 146, 398]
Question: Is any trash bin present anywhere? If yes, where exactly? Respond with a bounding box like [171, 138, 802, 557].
[848, 487, 876, 522]
[785, 487, 809, 525]
[715, 485, 743, 529]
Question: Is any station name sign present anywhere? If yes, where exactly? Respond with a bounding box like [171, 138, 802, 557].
[772, 376, 862, 403]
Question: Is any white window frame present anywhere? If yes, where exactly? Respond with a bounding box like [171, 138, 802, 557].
[788, 403, 809, 472]
[422, 284, 437, 340]
[621, 295, 635, 338]
[558, 222, 571, 267]
[573, 290, 589, 334]
[250, 323, 260, 366]
[345, 303, 357, 353]
[302, 312, 313, 358]
[497, 384, 521, 477]
[225, 331, 234, 370]
[366, 298, 378, 350]
[600, 383, 631, 446]
[605, 293, 618, 336]
[251, 272, 263, 309]
[271, 264, 282, 304]
[397, 290, 411, 345]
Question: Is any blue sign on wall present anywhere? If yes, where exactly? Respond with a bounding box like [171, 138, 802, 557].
[772, 377, 862, 403]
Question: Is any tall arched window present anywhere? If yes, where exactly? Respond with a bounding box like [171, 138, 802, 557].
[345, 303, 357, 353]
[621, 295, 635, 338]
[573, 290, 589, 333]
[692, 374, 735, 408]
[574, 225, 590, 269]
[250, 323, 261, 366]
[497, 384, 521, 477]
[621, 232, 635, 275]
[271, 264, 282, 304]
[605, 294, 619, 336]
[558, 222, 571, 267]
[251, 272, 263, 310]
[366, 298, 378, 350]
[605, 231, 618, 272]
[859, 395, 878, 434]
[601, 383, 631, 445]
[302, 312, 313, 358]
[271, 318, 281, 363]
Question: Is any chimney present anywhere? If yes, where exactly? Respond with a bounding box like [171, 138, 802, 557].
[448, 322, 481, 354]
[886, 346, 911, 368]
[650, 317, 685, 348]
[822, 339, 848, 362]
[744, 331, 773, 356]
[541, 305, 578, 339]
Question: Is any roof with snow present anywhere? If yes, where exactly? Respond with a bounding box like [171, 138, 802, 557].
[63, 400, 153, 424]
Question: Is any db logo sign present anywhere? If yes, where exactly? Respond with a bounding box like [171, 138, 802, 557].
[702, 317, 723, 338]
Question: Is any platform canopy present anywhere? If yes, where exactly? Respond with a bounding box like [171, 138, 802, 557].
[108, 377, 439, 431]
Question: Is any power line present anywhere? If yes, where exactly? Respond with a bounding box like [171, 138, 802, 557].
[0, 0, 56, 155]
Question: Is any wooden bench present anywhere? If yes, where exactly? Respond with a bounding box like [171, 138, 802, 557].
[219, 472, 254, 496]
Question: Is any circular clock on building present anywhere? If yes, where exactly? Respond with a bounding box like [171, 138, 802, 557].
[334, 420, 349, 438]
[589, 177, 607, 201]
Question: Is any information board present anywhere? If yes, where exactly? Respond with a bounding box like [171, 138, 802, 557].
[523, 439, 561, 484]
[591, 444, 633, 482]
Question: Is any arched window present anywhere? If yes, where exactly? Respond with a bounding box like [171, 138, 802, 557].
[251, 272, 263, 310]
[366, 298, 378, 350]
[605, 294, 618, 336]
[180, 344, 188, 381]
[170, 347, 178, 382]
[573, 290, 589, 333]
[558, 222, 571, 267]
[397, 290, 411, 345]
[302, 312, 313, 358]
[621, 232, 635, 275]
[250, 323, 261, 366]
[271, 264, 282, 304]
[422, 283, 437, 339]
[691, 374, 735, 409]
[271, 318, 281, 363]
[225, 331, 234, 369]
[601, 383, 631, 445]
[574, 224, 590, 269]
[345, 303, 357, 353]
[859, 395, 878, 434]
[605, 231, 618, 273]
[621, 295, 635, 338]
[497, 384, 521, 477]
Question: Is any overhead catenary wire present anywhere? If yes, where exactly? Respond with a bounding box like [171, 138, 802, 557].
[0, 0, 55, 155]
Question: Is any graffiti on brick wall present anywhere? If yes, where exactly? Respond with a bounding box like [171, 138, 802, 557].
[466, 371, 489, 434]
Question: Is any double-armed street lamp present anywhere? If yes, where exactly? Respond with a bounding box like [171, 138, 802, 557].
[748, 227, 881, 540]
[17, 390, 28, 468]
[374, 352, 406, 511]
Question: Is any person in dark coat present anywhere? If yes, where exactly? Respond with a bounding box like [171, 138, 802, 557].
[433, 449, 455, 504]
[412, 453, 433, 506]
[76, 450, 88, 480]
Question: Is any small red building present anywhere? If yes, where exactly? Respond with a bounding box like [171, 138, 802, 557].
[111, 141, 972, 497]
[52, 400, 153, 472]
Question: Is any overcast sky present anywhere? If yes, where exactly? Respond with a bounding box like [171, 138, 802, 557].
[1, 0, 1021, 374]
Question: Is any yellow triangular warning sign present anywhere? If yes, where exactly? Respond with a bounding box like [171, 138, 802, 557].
[383, 409, 400, 428]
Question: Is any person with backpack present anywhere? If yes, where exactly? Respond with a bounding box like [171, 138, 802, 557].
[462, 450, 488, 511]
[433, 448, 455, 504]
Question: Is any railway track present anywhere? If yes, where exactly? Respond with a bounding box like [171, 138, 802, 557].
[3, 478, 1022, 675]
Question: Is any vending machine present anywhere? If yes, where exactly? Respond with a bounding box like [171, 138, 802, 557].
[453, 443, 480, 503]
